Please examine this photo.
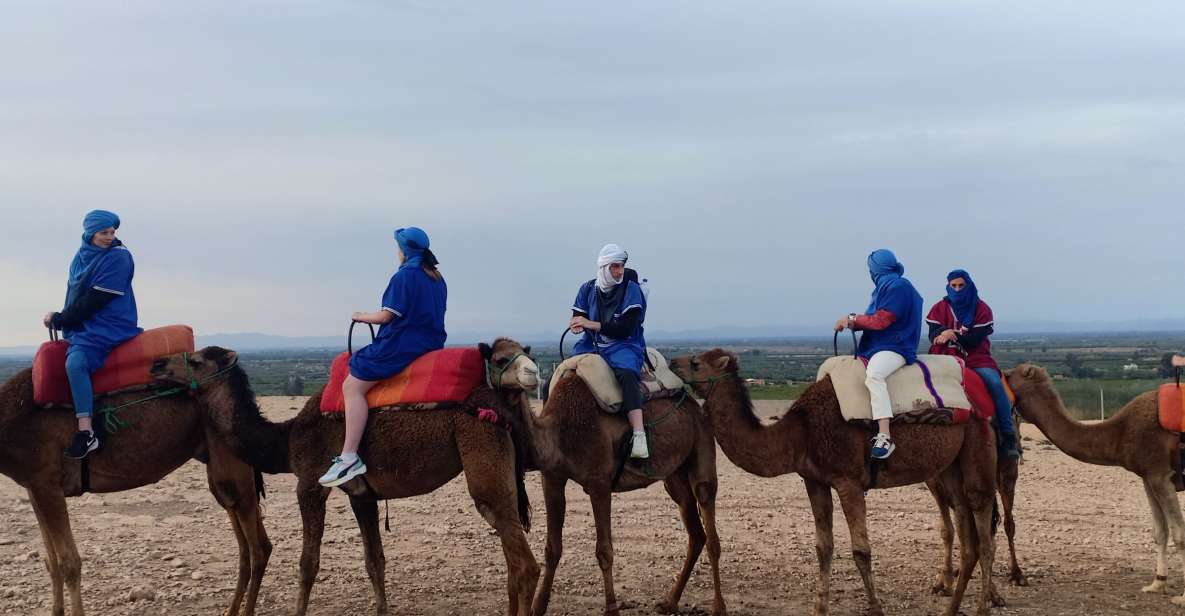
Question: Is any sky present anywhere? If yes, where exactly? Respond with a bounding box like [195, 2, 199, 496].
[3, 1, 1184, 346]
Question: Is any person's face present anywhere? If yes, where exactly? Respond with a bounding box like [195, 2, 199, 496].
[608, 261, 625, 282]
[91, 227, 116, 249]
[948, 277, 967, 292]
[396, 245, 405, 264]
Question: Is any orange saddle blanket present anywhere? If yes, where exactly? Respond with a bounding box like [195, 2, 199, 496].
[32, 325, 196, 407]
[1159, 384, 1185, 433]
[320, 348, 485, 413]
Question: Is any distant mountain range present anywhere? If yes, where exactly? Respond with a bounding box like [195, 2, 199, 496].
[2, 319, 1183, 357]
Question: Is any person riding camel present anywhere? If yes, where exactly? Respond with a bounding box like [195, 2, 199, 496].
[569, 243, 650, 459]
[834, 249, 923, 460]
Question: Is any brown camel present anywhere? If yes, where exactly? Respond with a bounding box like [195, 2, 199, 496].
[0, 366, 271, 616]
[1005, 363, 1185, 607]
[927, 418, 1026, 598]
[669, 349, 997, 616]
[487, 338, 726, 616]
[151, 344, 540, 616]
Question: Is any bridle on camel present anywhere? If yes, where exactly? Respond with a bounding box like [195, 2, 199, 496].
[98, 352, 238, 434]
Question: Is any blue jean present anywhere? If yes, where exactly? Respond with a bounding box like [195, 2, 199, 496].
[974, 367, 1016, 435]
[65, 347, 98, 419]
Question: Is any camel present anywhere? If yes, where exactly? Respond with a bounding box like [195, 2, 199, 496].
[0, 366, 271, 616]
[669, 348, 997, 616]
[927, 419, 1026, 597]
[1005, 363, 1185, 607]
[486, 338, 726, 616]
[150, 344, 540, 616]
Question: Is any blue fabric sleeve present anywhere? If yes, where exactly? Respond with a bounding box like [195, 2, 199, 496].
[88, 250, 133, 295]
[572, 283, 590, 315]
[620, 282, 646, 320]
[381, 272, 410, 316]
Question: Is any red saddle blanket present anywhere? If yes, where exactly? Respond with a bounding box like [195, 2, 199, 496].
[320, 348, 485, 413]
[961, 367, 997, 423]
[1159, 384, 1185, 433]
[32, 325, 196, 407]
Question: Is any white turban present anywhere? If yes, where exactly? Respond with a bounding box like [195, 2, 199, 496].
[595, 243, 628, 293]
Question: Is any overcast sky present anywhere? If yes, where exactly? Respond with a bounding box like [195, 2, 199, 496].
[3, 1, 1184, 346]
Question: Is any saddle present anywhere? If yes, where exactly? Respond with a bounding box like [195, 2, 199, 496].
[319, 347, 485, 414]
[32, 325, 195, 407]
[817, 354, 990, 426]
[548, 348, 684, 414]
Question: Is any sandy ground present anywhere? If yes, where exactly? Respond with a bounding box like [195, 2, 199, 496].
[0, 397, 1178, 616]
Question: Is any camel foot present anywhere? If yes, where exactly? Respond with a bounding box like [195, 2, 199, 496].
[930, 578, 954, 596]
[1008, 567, 1028, 587]
[1143, 579, 1168, 594]
[866, 600, 885, 616]
[990, 588, 1007, 608]
[655, 599, 678, 614]
[1171, 594, 1185, 607]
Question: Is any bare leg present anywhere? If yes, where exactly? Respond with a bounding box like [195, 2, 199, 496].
[295, 481, 330, 616]
[658, 473, 705, 614]
[804, 478, 834, 616]
[626, 408, 643, 432]
[876, 418, 891, 439]
[342, 375, 378, 456]
[835, 480, 883, 616]
[350, 498, 390, 615]
[532, 474, 567, 616]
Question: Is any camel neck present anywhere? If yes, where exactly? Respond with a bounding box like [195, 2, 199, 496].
[520, 399, 565, 472]
[201, 367, 292, 474]
[1018, 387, 1123, 466]
[704, 376, 800, 477]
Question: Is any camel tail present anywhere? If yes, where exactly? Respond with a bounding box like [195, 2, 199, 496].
[511, 424, 532, 532]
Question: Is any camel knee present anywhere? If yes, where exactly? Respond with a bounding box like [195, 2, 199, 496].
[58, 553, 82, 583]
[544, 542, 563, 567]
[595, 545, 613, 572]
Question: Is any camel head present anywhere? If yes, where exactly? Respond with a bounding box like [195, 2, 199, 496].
[1003, 363, 1055, 419]
[668, 348, 739, 397]
[150, 346, 239, 388]
[479, 337, 540, 392]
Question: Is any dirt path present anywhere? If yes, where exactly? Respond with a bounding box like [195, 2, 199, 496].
[0, 398, 1173, 615]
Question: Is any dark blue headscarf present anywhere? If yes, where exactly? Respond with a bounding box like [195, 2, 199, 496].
[945, 268, 979, 326]
[394, 226, 431, 270]
[65, 210, 120, 308]
[865, 248, 905, 314]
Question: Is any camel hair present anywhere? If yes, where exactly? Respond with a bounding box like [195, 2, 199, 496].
[1006, 363, 1185, 607]
[151, 343, 539, 616]
[0, 365, 270, 616]
[669, 348, 998, 616]
[484, 338, 726, 616]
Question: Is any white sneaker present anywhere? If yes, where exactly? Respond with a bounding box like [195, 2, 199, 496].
[630, 432, 650, 459]
[870, 433, 896, 460]
[318, 456, 367, 487]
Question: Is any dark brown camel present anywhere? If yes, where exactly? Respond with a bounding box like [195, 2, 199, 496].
[670, 349, 997, 616]
[1005, 363, 1185, 607]
[151, 344, 539, 616]
[485, 338, 725, 616]
[0, 366, 270, 616]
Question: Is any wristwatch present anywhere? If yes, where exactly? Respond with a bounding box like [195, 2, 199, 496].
[847, 313, 857, 324]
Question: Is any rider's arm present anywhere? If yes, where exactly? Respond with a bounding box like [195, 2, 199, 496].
[51, 288, 119, 329]
[852, 309, 896, 331]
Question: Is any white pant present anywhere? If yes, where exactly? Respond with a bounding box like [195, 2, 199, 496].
[865, 351, 906, 421]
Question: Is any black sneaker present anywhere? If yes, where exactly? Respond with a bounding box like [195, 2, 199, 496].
[64, 431, 99, 459]
[999, 432, 1020, 460]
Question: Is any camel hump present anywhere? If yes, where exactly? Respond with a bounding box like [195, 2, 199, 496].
[549, 348, 684, 413]
[33, 325, 195, 407]
[817, 354, 976, 424]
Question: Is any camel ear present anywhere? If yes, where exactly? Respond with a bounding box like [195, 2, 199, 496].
[478, 342, 493, 360]
[522, 345, 531, 357]
[202, 346, 238, 370]
[711, 354, 735, 373]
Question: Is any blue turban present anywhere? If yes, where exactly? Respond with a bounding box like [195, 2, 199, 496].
[66, 210, 121, 308]
[394, 227, 431, 270]
[865, 249, 905, 314]
[945, 269, 979, 326]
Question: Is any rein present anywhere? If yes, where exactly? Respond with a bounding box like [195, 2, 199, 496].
[98, 352, 238, 433]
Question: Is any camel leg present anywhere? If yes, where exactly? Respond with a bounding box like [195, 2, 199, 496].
[1141, 476, 1171, 594]
[926, 481, 956, 596]
[1147, 474, 1185, 606]
[457, 426, 538, 616]
[998, 461, 1026, 586]
[28, 486, 84, 616]
[692, 474, 726, 616]
[29, 488, 65, 616]
[235, 506, 271, 616]
[206, 433, 272, 616]
[834, 480, 883, 616]
[803, 478, 834, 616]
[971, 500, 997, 616]
[944, 501, 978, 616]
[222, 511, 250, 616]
[657, 472, 705, 614]
[349, 497, 390, 615]
[589, 490, 621, 616]
[532, 473, 567, 616]
[295, 481, 331, 616]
